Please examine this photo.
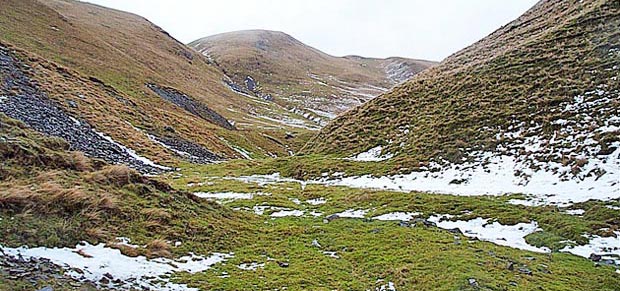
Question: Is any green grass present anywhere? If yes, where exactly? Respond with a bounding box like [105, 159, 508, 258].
[1, 117, 619, 290]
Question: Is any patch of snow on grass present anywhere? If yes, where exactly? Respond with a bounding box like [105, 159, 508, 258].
[231, 173, 309, 190]
[428, 215, 549, 253]
[237, 262, 265, 271]
[565, 209, 586, 215]
[251, 205, 286, 215]
[193, 192, 259, 200]
[307, 197, 327, 205]
[372, 212, 421, 221]
[0, 242, 231, 291]
[270, 209, 304, 217]
[324, 145, 620, 206]
[560, 232, 620, 265]
[346, 146, 393, 162]
[114, 237, 140, 248]
[508, 198, 549, 207]
[309, 211, 323, 217]
[323, 251, 340, 259]
[375, 281, 396, 291]
[333, 209, 368, 218]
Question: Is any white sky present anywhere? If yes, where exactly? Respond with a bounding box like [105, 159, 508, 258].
[84, 0, 538, 61]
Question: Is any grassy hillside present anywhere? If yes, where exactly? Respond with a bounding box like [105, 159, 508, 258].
[302, 0, 620, 171]
[190, 30, 436, 126]
[0, 0, 316, 164]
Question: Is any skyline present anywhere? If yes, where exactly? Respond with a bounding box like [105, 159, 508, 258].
[84, 0, 538, 61]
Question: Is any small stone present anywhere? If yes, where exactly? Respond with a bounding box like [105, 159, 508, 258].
[447, 228, 462, 235]
[324, 214, 340, 222]
[36, 286, 53, 291]
[398, 221, 410, 227]
[468, 278, 478, 287]
[278, 262, 289, 268]
[589, 253, 602, 262]
[518, 267, 532, 275]
[507, 261, 515, 271]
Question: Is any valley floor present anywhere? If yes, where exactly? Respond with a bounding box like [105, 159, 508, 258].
[1, 157, 619, 291]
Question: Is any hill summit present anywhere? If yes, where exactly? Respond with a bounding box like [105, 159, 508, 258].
[190, 29, 436, 126]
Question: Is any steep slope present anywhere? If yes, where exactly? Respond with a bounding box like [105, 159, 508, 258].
[304, 0, 620, 181]
[0, 0, 315, 169]
[190, 30, 436, 126]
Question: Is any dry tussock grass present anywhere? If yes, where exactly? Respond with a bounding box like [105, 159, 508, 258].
[68, 151, 93, 171]
[85, 227, 109, 240]
[0, 181, 118, 215]
[146, 239, 171, 258]
[88, 165, 141, 186]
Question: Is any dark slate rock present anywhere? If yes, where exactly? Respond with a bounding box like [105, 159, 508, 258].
[149, 133, 221, 164]
[146, 83, 235, 130]
[277, 261, 289, 268]
[0, 46, 165, 174]
[518, 267, 532, 275]
[244, 76, 257, 92]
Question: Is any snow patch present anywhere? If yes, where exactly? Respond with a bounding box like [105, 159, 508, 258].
[333, 209, 368, 218]
[323, 251, 340, 259]
[346, 146, 393, 162]
[237, 262, 265, 271]
[306, 197, 327, 205]
[325, 145, 620, 206]
[229, 139, 619, 208]
[270, 209, 304, 217]
[565, 209, 586, 216]
[372, 212, 421, 221]
[0, 242, 231, 291]
[375, 280, 397, 291]
[193, 192, 263, 200]
[561, 232, 620, 265]
[428, 215, 549, 253]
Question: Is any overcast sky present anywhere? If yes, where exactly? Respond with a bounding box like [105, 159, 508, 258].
[84, 0, 538, 61]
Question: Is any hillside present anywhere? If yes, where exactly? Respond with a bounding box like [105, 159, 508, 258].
[303, 0, 620, 177]
[190, 30, 436, 126]
[0, 0, 320, 169]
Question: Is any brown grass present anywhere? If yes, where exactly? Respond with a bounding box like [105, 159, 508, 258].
[146, 239, 171, 258]
[114, 244, 140, 257]
[0, 182, 118, 215]
[88, 165, 142, 187]
[68, 151, 93, 171]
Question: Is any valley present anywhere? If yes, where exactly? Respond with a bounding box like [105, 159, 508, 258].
[0, 0, 619, 290]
